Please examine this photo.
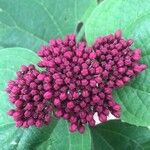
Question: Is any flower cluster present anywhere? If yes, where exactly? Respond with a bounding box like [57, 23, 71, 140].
[6, 65, 52, 128]
[93, 30, 146, 88]
[6, 30, 147, 133]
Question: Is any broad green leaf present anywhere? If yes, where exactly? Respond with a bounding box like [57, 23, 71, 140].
[0, 47, 40, 71]
[85, 0, 150, 126]
[91, 120, 150, 150]
[85, 0, 150, 44]
[0, 117, 57, 150]
[0, 0, 96, 51]
[0, 69, 15, 91]
[37, 119, 91, 150]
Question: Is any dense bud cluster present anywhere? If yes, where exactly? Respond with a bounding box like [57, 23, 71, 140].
[6, 65, 52, 128]
[93, 30, 147, 88]
[6, 30, 147, 133]
[37, 30, 146, 133]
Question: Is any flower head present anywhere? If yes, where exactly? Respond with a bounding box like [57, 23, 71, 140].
[6, 30, 147, 133]
[6, 65, 53, 128]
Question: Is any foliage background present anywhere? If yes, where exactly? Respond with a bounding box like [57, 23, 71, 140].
[0, 0, 150, 149]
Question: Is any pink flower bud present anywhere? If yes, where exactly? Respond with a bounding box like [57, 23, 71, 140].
[67, 101, 74, 109]
[115, 29, 122, 39]
[78, 125, 85, 134]
[99, 113, 107, 123]
[69, 123, 77, 132]
[44, 92, 52, 100]
[35, 120, 43, 127]
[55, 110, 63, 118]
[16, 121, 23, 127]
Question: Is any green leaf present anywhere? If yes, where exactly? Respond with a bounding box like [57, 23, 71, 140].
[0, 47, 40, 71]
[0, 117, 57, 150]
[85, 0, 150, 44]
[37, 119, 91, 150]
[91, 120, 150, 150]
[0, 0, 96, 51]
[85, 0, 150, 126]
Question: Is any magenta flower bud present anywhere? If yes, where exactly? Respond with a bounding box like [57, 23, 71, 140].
[11, 87, 20, 94]
[99, 113, 107, 123]
[55, 110, 63, 118]
[104, 87, 112, 94]
[89, 119, 95, 127]
[37, 74, 45, 81]
[63, 113, 70, 120]
[81, 79, 88, 86]
[116, 80, 124, 87]
[79, 111, 86, 119]
[21, 65, 29, 72]
[81, 69, 89, 76]
[108, 100, 115, 107]
[44, 91, 52, 100]
[76, 50, 83, 57]
[30, 82, 37, 89]
[127, 39, 133, 46]
[134, 64, 147, 73]
[69, 123, 77, 132]
[23, 121, 29, 128]
[7, 109, 15, 116]
[44, 114, 51, 123]
[35, 120, 43, 128]
[16, 120, 23, 127]
[123, 76, 130, 83]
[54, 98, 61, 107]
[67, 101, 74, 109]
[15, 100, 23, 108]
[112, 111, 120, 118]
[73, 66, 80, 73]
[78, 125, 85, 134]
[113, 104, 121, 111]
[132, 48, 141, 61]
[70, 116, 77, 123]
[92, 95, 100, 103]
[126, 70, 134, 76]
[80, 101, 86, 108]
[95, 67, 103, 74]
[72, 92, 79, 99]
[115, 29, 122, 39]
[60, 93, 67, 101]
[24, 110, 31, 118]
[49, 39, 56, 46]
[37, 103, 44, 111]
[86, 114, 93, 122]
[28, 118, 35, 126]
[89, 52, 96, 59]
[118, 67, 126, 74]
[74, 105, 81, 113]
[90, 80, 97, 87]
[96, 106, 103, 113]
[13, 111, 22, 118]
[107, 81, 114, 87]
[82, 90, 89, 98]
[33, 95, 40, 101]
[25, 103, 33, 110]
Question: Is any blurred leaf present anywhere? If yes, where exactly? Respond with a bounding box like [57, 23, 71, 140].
[37, 119, 91, 150]
[0, 0, 96, 51]
[91, 120, 150, 150]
